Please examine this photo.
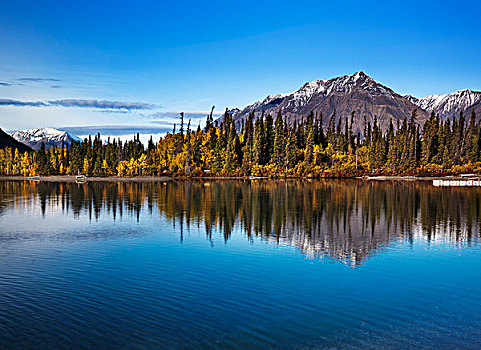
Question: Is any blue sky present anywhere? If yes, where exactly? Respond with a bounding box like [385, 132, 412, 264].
[1, 0, 480, 134]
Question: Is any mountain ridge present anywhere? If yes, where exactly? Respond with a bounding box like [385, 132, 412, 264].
[230, 71, 430, 134]
[404, 89, 481, 120]
[0, 128, 33, 153]
[10, 127, 80, 151]
[228, 72, 481, 134]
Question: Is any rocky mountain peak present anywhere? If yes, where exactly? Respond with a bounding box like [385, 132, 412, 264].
[405, 89, 481, 119]
[230, 72, 425, 134]
[10, 127, 80, 151]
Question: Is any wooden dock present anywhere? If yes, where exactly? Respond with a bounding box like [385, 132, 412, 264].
[433, 179, 481, 187]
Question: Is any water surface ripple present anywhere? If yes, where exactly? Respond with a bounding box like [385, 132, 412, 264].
[0, 180, 480, 349]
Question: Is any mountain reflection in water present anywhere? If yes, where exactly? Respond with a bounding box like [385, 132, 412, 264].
[0, 179, 479, 265]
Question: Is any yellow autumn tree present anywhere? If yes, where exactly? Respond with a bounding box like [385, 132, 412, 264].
[83, 158, 90, 176]
[137, 154, 148, 175]
[101, 159, 112, 176]
[20, 152, 30, 176]
[117, 160, 129, 177]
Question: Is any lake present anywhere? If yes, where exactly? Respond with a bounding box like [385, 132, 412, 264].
[0, 179, 480, 349]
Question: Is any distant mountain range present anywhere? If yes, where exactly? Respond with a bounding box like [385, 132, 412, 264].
[404, 89, 481, 120]
[230, 71, 481, 133]
[0, 128, 32, 153]
[3, 72, 481, 152]
[9, 128, 80, 151]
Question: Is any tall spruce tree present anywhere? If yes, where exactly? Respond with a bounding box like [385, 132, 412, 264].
[264, 113, 274, 164]
[453, 112, 465, 164]
[253, 115, 265, 165]
[466, 109, 478, 162]
[224, 121, 237, 172]
[242, 112, 255, 172]
[285, 130, 297, 169]
[272, 110, 286, 167]
[185, 119, 192, 175]
[305, 119, 314, 164]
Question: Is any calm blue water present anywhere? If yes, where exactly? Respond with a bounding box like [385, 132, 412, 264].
[0, 180, 480, 349]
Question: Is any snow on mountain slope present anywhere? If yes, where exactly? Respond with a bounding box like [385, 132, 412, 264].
[10, 128, 81, 151]
[0, 128, 32, 153]
[405, 89, 481, 119]
[231, 71, 427, 134]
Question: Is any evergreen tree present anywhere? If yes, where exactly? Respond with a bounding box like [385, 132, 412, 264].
[442, 119, 453, 168]
[305, 119, 314, 164]
[318, 113, 326, 147]
[253, 115, 265, 165]
[272, 110, 286, 167]
[369, 117, 386, 170]
[285, 130, 297, 169]
[213, 128, 226, 174]
[264, 113, 274, 164]
[408, 110, 418, 170]
[185, 119, 192, 175]
[453, 112, 465, 164]
[205, 106, 215, 131]
[421, 111, 439, 165]
[176, 113, 184, 155]
[386, 120, 397, 171]
[242, 112, 255, 172]
[37, 142, 48, 175]
[224, 121, 237, 172]
[466, 109, 478, 162]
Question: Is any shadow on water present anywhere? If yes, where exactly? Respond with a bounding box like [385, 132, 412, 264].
[0, 179, 479, 265]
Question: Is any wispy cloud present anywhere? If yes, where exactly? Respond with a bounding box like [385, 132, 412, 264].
[142, 111, 223, 130]
[0, 99, 47, 107]
[48, 99, 157, 110]
[0, 98, 156, 110]
[50, 85, 62, 89]
[18, 77, 61, 82]
[149, 119, 178, 125]
[0, 82, 13, 87]
[98, 109, 129, 114]
[144, 111, 221, 120]
[62, 125, 171, 136]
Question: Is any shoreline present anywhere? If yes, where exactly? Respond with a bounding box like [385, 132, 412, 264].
[0, 175, 479, 182]
[0, 175, 174, 183]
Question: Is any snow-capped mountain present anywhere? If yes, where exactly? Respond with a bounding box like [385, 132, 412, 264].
[10, 128, 81, 151]
[404, 89, 481, 120]
[230, 71, 428, 134]
[0, 128, 32, 153]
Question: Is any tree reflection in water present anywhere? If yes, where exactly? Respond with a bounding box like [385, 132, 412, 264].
[0, 180, 479, 265]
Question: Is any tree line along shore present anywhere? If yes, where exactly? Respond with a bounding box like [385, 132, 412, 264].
[0, 107, 480, 178]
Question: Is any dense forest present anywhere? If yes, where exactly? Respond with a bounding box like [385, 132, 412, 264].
[0, 107, 480, 177]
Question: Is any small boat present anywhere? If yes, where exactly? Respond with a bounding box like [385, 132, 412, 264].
[75, 175, 87, 183]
